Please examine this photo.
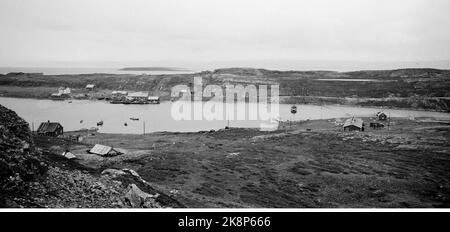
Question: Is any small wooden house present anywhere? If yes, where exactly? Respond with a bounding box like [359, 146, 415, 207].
[376, 112, 387, 121]
[85, 84, 95, 90]
[343, 118, 364, 131]
[58, 87, 71, 95]
[37, 121, 63, 137]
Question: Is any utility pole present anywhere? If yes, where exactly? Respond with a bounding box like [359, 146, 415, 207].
[290, 105, 297, 129]
[143, 121, 145, 135]
[388, 113, 391, 131]
[321, 105, 323, 120]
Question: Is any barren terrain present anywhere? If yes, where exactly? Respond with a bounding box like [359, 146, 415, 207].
[35, 117, 450, 208]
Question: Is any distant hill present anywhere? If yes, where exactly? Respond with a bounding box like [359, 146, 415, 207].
[1, 67, 449, 111]
[119, 67, 189, 72]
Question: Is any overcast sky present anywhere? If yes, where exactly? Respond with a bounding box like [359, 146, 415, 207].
[1, 0, 449, 70]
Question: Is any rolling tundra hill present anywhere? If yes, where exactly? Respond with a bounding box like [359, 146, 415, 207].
[0, 68, 449, 111]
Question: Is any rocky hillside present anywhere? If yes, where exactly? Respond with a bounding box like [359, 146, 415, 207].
[0, 104, 47, 207]
[0, 104, 182, 208]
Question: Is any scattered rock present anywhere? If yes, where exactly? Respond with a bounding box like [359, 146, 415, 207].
[101, 169, 126, 178]
[226, 152, 240, 158]
[62, 151, 76, 159]
[89, 182, 106, 192]
[394, 144, 419, 150]
[122, 168, 140, 178]
[169, 189, 179, 195]
[123, 184, 160, 208]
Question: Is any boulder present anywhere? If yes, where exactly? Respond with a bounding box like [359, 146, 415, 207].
[122, 168, 140, 178]
[123, 184, 160, 208]
[101, 169, 126, 178]
[121, 168, 148, 184]
[89, 182, 107, 194]
[62, 151, 76, 159]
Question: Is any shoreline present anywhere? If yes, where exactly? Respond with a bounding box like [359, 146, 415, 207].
[62, 116, 450, 136]
[1, 91, 449, 114]
[1, 67, 449, 112]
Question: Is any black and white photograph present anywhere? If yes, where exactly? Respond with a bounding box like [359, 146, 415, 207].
[0, 0, 449, 214]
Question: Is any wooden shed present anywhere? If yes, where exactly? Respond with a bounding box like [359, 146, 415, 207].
[343, 118, 364, 131]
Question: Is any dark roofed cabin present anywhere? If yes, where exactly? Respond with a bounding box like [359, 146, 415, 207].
[376, 112, 387, 121]
[37, 121, 63, 137]
[343, 118, 364, 132]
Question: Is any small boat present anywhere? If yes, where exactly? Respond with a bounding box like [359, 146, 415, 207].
[97, 121, 103, 126]
[80, 120, 83, 123]
[130, 117, 139, 121]
[110, 100, 124, 104]
[124, 122, 128, 126]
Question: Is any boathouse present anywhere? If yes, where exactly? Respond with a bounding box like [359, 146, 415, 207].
[127, 92, 149, 103]
[148, 96, 160, 104]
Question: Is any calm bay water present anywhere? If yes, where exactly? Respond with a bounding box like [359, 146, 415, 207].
[0, 97, 449, 134]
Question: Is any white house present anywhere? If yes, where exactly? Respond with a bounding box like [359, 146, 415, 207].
[85, 84, 95, 90]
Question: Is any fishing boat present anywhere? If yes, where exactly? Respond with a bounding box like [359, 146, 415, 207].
[97, 121, 103, 126]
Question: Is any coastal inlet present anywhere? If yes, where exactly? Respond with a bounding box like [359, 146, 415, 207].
[1, 97, 449, 134]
